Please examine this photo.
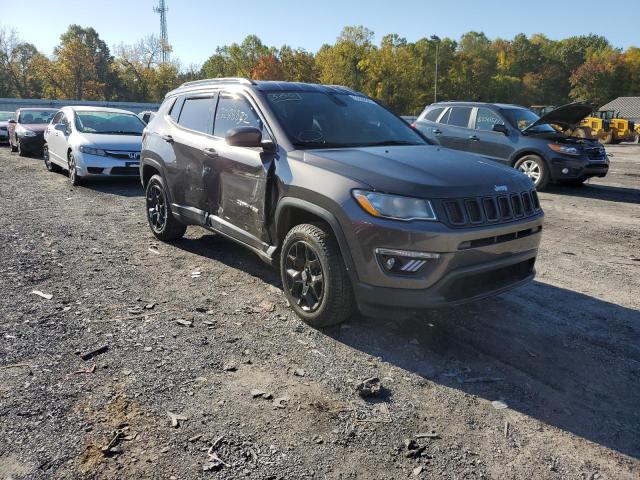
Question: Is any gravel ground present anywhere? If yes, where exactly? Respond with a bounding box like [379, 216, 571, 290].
[0, 144, 639, 480]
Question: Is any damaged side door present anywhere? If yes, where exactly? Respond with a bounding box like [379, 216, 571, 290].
[206, 90, 276, 253]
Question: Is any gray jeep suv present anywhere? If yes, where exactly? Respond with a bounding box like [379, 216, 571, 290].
[141, 78, 544, 327]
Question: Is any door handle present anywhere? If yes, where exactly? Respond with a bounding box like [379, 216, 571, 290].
[433, 129, 442, 135]
[160, 134, 174, 143]
[469, 135, 480, 141]
[202, 148, 218, 157]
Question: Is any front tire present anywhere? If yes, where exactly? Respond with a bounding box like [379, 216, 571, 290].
[67, 151, 83, 186]
[515, 154, 549, 190]
[145, 174, 186, 241]
[280, 223, 355, 328]
[17, 140, 27, 157]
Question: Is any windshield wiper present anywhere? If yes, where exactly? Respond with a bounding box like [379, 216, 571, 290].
[364, 140, 423, 147]
[292, 142, 353, 149]
[94, 130, 142, 135]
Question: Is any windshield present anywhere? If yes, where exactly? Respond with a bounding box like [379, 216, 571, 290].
[264, 92, 427, 149]
[501, 108, 556, 134]
[74, 111, 145, 135]
[18, 110, 56, 124]
[0, 112, 13, 121]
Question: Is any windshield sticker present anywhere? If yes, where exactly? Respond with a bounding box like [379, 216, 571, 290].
[349, 95, 376, 105]
[268, 93, 302, 103]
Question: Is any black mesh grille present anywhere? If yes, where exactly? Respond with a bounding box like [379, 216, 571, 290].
[441, 189, 541, 228]
[110, 167, 139, 176]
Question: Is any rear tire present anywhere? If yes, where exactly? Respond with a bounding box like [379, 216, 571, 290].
[145, 174, 186, 241]
[280, 223, 355, 328]
[600, 131, 613, 145]
[514, 154, 549, 190]
[43, 145, 62, 173]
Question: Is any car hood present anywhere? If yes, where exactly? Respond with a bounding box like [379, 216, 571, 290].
[20, 123, 49, 133]
[301, 145, 533, 198]
[77, 133, 143, 151]
[525, 102, 593, 131]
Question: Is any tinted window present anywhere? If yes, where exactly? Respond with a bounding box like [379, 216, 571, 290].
[264, 91, 426, 148]
[0, 112, 12, 121]
[447, 107, 472, 128]
[214, 94, 262, 138]
[51, 112, 63, 124]
[501, 108, 555, 133]
[18, 110, 56, 124]
[424, 107, 444, 122]
[475, 108, 504, 131]
[75, 111, 145, 135]
[168, 97, 182, 122]
[178, 97, 216, 134]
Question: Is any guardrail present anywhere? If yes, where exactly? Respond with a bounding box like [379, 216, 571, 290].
[0, 98, 160, 114]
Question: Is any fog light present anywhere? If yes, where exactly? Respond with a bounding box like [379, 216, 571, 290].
[561, 168, 569, 174]
[375, 248, 440, 274]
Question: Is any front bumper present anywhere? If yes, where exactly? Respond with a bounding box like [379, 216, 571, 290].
[75, 152, 140, 177]
[338, 201, 544, 314]
[17, 134, 45, 153]
[353, 250, 536, 316]
[548, 156, 609, 180]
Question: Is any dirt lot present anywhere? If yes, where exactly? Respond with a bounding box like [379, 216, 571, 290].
[0, 144, 639, 480]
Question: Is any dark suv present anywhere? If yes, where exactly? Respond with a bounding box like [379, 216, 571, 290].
[141, 79, 544, 327]
[413, 102, 609, 189]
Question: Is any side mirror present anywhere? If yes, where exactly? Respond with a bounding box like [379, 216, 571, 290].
[54, 123, 67, 133]
[225, 126, 262, 148]
[493, 123, 509, 135]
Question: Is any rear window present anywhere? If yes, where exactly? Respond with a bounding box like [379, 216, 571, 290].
[178, 97, 216, 134]
[447, 107, 472, 128]
[424, 107, 445, 122]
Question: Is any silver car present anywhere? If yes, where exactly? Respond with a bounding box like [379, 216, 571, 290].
[0, 111, 13, 143]
[43, 106, 144, 185]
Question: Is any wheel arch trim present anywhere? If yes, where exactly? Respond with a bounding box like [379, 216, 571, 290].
[275, 197, 358, 281]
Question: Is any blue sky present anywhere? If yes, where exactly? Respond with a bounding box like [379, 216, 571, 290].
[3, 0, 637, 67]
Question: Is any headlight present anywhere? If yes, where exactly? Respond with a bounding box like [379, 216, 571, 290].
[17, 126, 36, 137]
[79, 145, 106, 156]
[548, 143, 579, 155]
[353, 190, 437, 221]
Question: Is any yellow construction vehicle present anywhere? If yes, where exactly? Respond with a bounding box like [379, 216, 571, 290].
[592, 111, 636, 143]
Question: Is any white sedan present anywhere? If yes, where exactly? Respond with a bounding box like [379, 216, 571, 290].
[43, 106, 145, 185]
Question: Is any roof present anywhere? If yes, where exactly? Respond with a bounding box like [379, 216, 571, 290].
[430, 101, 525, 109]
[599, 97, 640, 120]
[17, 107, 58, 111]
[168, 77, 358, 97]
[63, 106, 137, 114]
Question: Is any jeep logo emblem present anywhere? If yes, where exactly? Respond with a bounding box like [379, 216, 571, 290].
[494, 185, 508, 192]
[128, 152, 140, 160]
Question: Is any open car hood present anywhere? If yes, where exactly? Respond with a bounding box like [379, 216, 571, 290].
[524, 103, 593, 131]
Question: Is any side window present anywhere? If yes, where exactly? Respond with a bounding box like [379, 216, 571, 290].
[438, 108, 451, 124]
[424, 107, 445, 122]
[213, 94, 263, 138]
[475, 108, 504, 131]
[51, 112, 63, 124]
[447, 107, 472, 128]
[60, 114, 69, 127]
[169, 97, 184, 122]
[178, 96, 216, 134]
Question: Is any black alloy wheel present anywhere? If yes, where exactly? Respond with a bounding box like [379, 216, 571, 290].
[284, 240, 325, 312]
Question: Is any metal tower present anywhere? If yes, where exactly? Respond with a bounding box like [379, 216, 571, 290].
[153, 0, 169, 62]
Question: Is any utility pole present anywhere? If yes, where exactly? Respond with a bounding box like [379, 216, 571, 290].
[154, 0, 169, 63]
[430, 35, 441, 103]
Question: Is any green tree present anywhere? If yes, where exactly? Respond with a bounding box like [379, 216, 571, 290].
[316, 26, 374, 91]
